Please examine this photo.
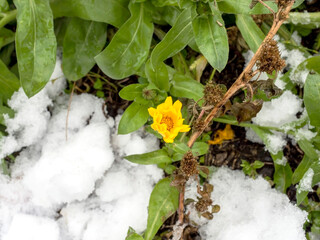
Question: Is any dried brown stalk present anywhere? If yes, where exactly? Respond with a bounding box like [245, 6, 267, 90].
[177, 0, 295, 225]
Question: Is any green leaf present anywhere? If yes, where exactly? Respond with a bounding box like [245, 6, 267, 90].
[170, 73, 204, 101]
[236, 14, 265, 52]
[295, 56, 320, 75]
[118, 102, 149, 134]
[150, 7, 195, 69]
[145, 178, 179, 240]
[95, 2, 153, 80]
[0, 103, 14, 125]
[192, 142, 209, 156]
[145, 61, 170, 92]
[119, 84, 146, 101]
[250, 125, 292, 192]
[296, 189, 308, 205]
[54, 18, 69, 47]
[14, 0, 57, 97]
[125, 149, 172, 165]
[252, 160, 264, 169]
[0, 59, 20, 103]
[50, 0, 130, 28]
[192, 7, 228, 72]
[0, 43, 14, 66]
[304, 73, 320, 127]
[62, 18, 107, 81]
[217, 0, 277, 14]
[126, 233, 144, 240]
[0, 0, 9, 12]
[151, 0, 178, 7]
[271, 152, 293, 193]
[0, 28, 15, 50]
[292, 155, 316, 185]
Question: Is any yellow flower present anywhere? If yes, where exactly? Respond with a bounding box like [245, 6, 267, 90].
[148, 97, 190, 143]
[208, 124, 234, 145]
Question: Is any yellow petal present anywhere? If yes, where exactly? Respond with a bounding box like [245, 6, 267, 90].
[164, 96, 173, 107]
[179, 124, 191, 132]
[148, 107, 156, 117]
[173, 100, 182, 113]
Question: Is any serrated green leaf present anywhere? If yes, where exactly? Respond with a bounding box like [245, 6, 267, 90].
[95, 2, 153, 79]
[62, 18, 107, 81]
[304, 73, 320, 127]
[150, 7, 195, 69]
[14, 0, 56, 97]
[50, 0, 130, 28]
[125, 149, 172, 165]
[236, 14, 265, 52]
[145, 61, 170, 91]
[118, 102, 149, 134]
[192, 8, 228, 72]
[170, 73, 204, 101]
[0, 59, 20, 103]
[145, 178, 179, 240]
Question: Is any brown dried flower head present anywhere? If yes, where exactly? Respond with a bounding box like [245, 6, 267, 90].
[203, 82, 226, 106]
[256, 39, 286, 74]
[195, 197, 213, 213]
[181, 151, 199, 178]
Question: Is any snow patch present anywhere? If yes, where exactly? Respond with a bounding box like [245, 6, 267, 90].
[190, 168, 307, 240]
[252, 90, 303, 127]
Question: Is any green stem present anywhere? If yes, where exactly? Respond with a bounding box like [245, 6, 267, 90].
[0, 9, 17, 29]
[209, 68, 216, 82]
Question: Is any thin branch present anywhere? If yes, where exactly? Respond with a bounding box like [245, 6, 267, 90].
[187, 0, 295, 149]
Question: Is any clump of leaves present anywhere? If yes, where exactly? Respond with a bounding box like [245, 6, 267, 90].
[241, 160, 265, 179]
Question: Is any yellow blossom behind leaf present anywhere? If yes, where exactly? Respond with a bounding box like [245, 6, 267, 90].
[148, 97, 190, 143]
[208, 124, 234, 145]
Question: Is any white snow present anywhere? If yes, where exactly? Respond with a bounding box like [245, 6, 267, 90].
[187, 168, 307, 240]
[0, 55, 310, 240]
[252, 90, 303, 127]
[274, 156, 288, 166]
[3, 214, 60, 240]
[297, 168, 314, 193]
[265, 132, 287, 155]
[0, 56, 163, 240]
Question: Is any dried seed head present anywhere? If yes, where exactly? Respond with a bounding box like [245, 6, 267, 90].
[203, 82, 226, 106]
[192, 119, 205, 132]
[212, 204, 221, 213]
[181, 151, 199, 178]
[256, 39, 286, 74]
[195, 197, 213, 213]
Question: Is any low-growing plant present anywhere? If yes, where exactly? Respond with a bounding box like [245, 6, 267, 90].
[0, 0, 320, 239]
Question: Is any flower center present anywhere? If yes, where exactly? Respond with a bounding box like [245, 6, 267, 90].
[160, 116, 174, 131]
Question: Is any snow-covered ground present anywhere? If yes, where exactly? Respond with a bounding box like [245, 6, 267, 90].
[0, 58, 308, 239]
